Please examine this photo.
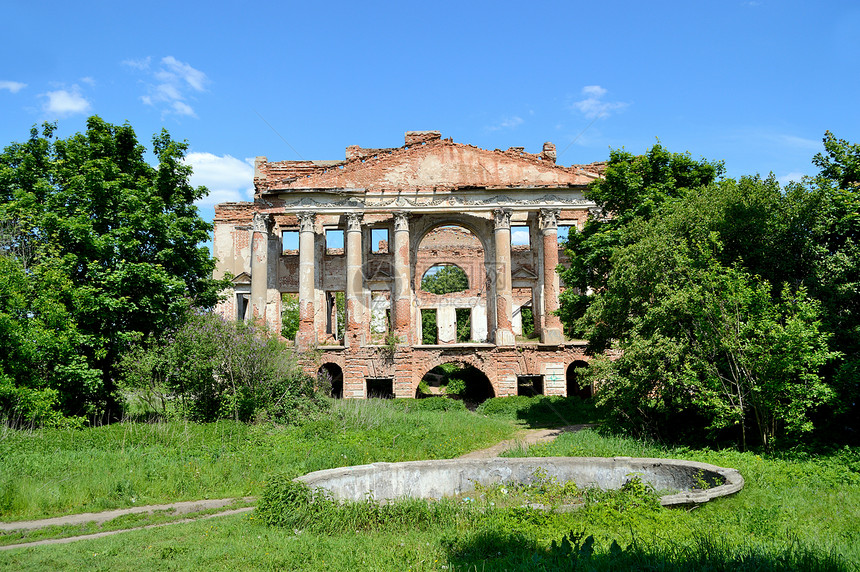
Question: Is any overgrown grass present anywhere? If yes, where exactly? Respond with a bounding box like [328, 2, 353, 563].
[1, 402, 858, 571]
[0, 399, 513, 521]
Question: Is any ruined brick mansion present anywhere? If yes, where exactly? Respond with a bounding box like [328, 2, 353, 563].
[213, 131, 604, 400]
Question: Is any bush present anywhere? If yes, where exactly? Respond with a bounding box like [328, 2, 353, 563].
[119, 312, 327, 423]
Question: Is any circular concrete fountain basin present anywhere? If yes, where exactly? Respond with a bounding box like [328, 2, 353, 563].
[297, 457, 744, 506]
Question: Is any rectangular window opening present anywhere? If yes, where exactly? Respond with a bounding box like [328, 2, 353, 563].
[372, 228, 389, 254]
[326, 291, 345, 341]
[237, 293, 250, 322]
[557, 225, 572, 246]
[421, 308, 438, 345]
[366, 377, 394, 399]
[325, 228, 344, 255]
[280, 293, 299, 340]
[511, 225, 531, 250]
[282, 230, 299, 254]
[455, 308, 471, 343]
[370, 290, 391, 343]
[517, 375, 544, 397]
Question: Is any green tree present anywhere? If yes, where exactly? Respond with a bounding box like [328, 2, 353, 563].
[582, 177, 838, 450]
[804, 132, 860, 433]
[0, 117, 227, 419]
[421, 264, 469, 294]
[558, 144, 723, 338]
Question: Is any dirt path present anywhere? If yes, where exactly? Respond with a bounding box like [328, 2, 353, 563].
[458, 424, 596, 459]
[0, 497, 256, 532]
[0, 424, 594, 550]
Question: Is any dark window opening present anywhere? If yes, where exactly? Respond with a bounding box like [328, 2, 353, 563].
[237, 293, 249, 322]
[366, 377, 394, 399]
[517, 375, 544, 397]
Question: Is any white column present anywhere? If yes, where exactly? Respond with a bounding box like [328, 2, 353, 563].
[493, 208, 515, 346]
[392, 212, 412, 343]
[345, 211, 366, 347]
[296, 211, 316, 349]
[250, 212, 272, 324]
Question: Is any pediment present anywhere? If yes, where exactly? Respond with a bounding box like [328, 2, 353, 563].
[259, 139, 600, 194]
[232, 272, 252, 285]
[512, 267, 538, 280]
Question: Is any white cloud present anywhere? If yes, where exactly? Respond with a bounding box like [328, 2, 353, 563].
[511, 229, 530, 246]
[161, 56, 208, 92]
[128, 55, 208, 118]
[487, 115, 524, 131]
[41, 86, 91, 116]
[172, 101, 196, 117]
[184, 152, 254, 207]
[122, 57, 152, 70]
[0, 81, 26, 93]
[777, 171, 808, 185]
[572, 85, 628, 119]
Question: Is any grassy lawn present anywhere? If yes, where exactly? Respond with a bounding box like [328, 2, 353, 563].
[0, 398, 514, 521]
[1, 397, 858, 571]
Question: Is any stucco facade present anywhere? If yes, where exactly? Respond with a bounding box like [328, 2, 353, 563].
[213, 131, 602, 399]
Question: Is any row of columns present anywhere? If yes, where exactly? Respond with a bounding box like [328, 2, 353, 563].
[252, 207, 563, 349]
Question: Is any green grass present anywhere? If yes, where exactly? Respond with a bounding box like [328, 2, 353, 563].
[0, 399, 513, 521]
[1, 399, 858, 571]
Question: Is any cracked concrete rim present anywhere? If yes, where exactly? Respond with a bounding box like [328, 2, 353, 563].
[0, 424, 593, 549]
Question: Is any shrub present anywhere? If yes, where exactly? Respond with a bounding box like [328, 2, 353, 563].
[119, 312, 327, 423]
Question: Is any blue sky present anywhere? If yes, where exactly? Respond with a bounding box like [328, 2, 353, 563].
[2, 0, 858, 249]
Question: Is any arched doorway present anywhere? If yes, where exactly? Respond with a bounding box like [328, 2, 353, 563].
[318, 363, 344, 398]
[417, 361, 495, 405]
[566, 360, 592, 398]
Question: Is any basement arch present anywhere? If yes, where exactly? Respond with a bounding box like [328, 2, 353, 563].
[566, 360, 592, 398]
[318, 362, 344, 398]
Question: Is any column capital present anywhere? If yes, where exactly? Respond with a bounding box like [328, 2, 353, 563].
[393, 211, 410, 232]
[345, 211, 364, 232]
[493, 208, 512, 230]
[252, 212, 273, 233]
[539, 208, 560, 232]
[296, 211, 315, 232]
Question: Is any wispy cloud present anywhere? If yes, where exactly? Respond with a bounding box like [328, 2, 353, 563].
[0, 81, 27, 94]
[777, 171, 808, 185]
[572, 85, 628, 119]
[40, 85, 91, 117]
[487, 115, 524, 131]
[126, 56, 209, 119]
[184, 152, 254, 207]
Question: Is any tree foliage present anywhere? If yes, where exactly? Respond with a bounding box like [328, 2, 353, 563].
[0, 117, 227, 422]
[562, 139, 857, 449]
[421, 264, 469, 295]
